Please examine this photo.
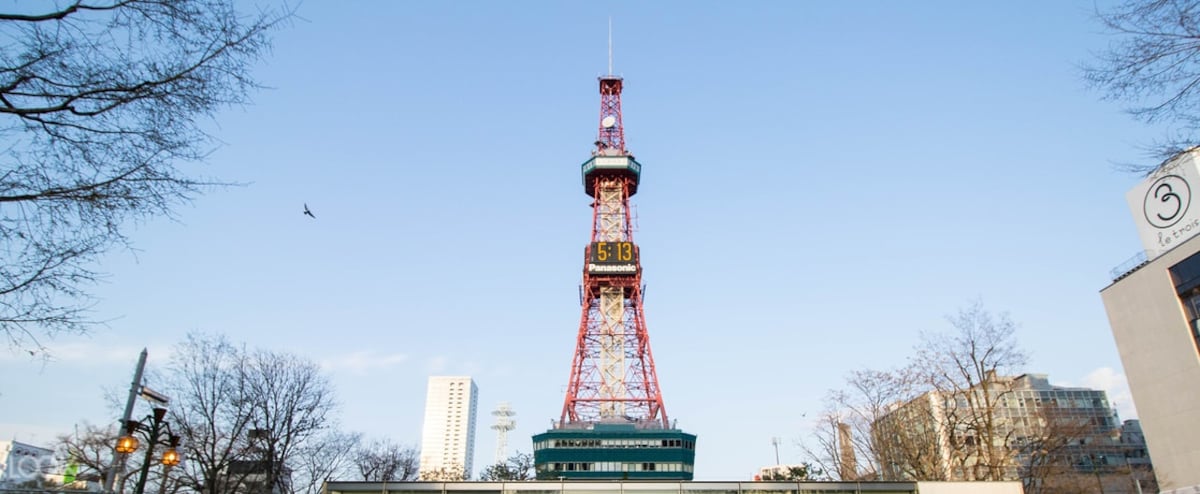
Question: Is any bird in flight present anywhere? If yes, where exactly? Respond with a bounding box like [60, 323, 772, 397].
[303, 203, 316, 219]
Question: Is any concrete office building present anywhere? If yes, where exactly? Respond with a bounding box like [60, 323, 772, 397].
[418, 376, 479, 480]
[1102, 149, 1200, 494]
[870, 373, 1149, 489]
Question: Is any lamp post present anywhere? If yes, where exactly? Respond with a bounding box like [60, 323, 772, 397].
[115, 407, 182, 494]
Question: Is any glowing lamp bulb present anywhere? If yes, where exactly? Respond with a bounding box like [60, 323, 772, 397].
[115, 435, 139, 454]
[161, 448, 181, 466]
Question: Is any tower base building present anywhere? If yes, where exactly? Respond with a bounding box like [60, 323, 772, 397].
[533, 423, 696, 480]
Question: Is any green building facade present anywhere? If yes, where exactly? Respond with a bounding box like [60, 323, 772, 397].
[532, 424, 696, 480]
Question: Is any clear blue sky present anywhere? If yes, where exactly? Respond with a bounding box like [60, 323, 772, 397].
[0, 0, 1163, 481]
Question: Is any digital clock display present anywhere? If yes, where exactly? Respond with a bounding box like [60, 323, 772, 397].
[587, 241, 638, 275]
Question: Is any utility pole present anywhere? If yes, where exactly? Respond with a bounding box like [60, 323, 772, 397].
[104, 349, 148, 493]
[771, 437, 781, 465]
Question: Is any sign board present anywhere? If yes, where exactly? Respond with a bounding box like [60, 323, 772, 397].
[587, 241, 638, 275]
[1128, 149, 1200, 259]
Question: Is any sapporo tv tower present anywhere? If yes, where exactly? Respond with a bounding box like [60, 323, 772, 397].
[531, 61, 696, 480]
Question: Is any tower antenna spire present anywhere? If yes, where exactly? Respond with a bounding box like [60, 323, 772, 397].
[608, 17, 613, 76]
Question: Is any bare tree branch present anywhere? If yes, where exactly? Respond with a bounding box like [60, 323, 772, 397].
[1086, 0, 1200, 172]
[293, 431, 362, 494]
[911, 301, 1027, 481]
[0, 1, 137, 23]
[0, 0, 292, 353]
[354, 440, 420, 482]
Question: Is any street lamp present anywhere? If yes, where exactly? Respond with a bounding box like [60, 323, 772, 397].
[157, 435, 182, 494]
[161, 437, 181, 467]
[114, 407, 182, 494]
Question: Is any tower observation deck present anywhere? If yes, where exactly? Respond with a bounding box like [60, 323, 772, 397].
[532, 75, 696, 480]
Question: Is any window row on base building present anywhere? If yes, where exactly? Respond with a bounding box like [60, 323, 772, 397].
[541, 461, 694, 474]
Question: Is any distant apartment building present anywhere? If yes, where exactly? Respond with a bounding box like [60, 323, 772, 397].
[870, 373, 1153, 492]
[222, 460, 292, 494]
[418, 376, 479, 480]
[1102, 147, 1200, 494]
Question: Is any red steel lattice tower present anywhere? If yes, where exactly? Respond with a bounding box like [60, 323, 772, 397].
[560, 74, 668, 428]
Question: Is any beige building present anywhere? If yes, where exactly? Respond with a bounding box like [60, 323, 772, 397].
[1102, 236, 1200, 493]
[870, 374, 1150, 492]
[1101, 148, 1200, 494]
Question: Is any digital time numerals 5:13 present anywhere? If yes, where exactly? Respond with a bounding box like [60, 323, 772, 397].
[595, 241, 635, 262]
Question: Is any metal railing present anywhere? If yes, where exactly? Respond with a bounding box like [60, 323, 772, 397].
[1110, 251, 1151, 282]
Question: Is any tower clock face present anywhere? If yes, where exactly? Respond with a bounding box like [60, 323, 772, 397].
[587, 241, 638, 275]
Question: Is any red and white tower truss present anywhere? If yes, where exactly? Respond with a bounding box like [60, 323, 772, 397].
[560, 75, 669, 428]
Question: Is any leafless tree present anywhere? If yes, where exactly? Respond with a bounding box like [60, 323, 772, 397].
[912, 301, 1028, 481]
[802, 410, 851, 480]
[166, 334, 256, 494]
[353, 439, 419, 482]
[1017, 405, 1102, 494]
[802, 367, 932, 481]
[166, 333, 342, 494]
[807, 375, 891, 480]
[478, 453, 535, 481]
[243, 349, 339, 494]
[291, 431, 361, 494]
[813, 302, 1139, 489]
[870, 390, 949, 481]
[756, 463, 821, 481]
[809, 301, 1037, 483]
[0, 0, 290, 354]
[418, 464, 468, 482]
[1085, 0, 1200, 172]
[57, 426, 108, 472]
[56, 422, 121, 484]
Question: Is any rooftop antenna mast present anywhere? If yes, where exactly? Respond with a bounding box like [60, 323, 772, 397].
[491, 402, 516, 465]
[608, 17, 613, 76]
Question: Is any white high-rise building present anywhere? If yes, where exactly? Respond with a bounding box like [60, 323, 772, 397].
[418, 376, 478, 480]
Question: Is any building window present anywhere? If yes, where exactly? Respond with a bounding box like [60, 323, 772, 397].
[1182, 289, 1200, 352]
[1171, 253, 1200, 357]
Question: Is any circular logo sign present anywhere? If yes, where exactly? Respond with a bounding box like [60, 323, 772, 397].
[1145, 174, 1192, 228]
